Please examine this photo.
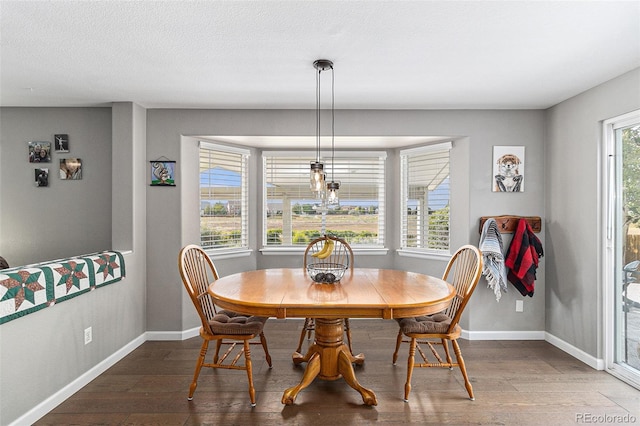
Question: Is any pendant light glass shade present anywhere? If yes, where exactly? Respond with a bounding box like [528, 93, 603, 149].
[310, 161, 325, 194]
[327, 180, 340, 205]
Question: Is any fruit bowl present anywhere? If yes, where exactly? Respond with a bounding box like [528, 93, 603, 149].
[306, 263, 347, 283]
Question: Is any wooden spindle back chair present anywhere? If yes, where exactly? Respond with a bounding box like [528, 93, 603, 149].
[178, 244, 272, 406]
[392, 244, 483, 401]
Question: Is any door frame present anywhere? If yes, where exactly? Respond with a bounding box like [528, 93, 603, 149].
[601, 109, 640, 389]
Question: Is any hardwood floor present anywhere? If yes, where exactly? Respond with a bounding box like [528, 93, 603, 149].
[37, 319, 640, 425]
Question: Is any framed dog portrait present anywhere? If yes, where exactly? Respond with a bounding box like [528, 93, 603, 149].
[492, 146, 525, 192]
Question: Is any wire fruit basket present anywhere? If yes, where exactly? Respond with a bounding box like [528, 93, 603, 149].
[306, 262, 347, 283]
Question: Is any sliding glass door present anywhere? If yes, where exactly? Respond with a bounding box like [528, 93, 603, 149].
[604, 110, 640, 389]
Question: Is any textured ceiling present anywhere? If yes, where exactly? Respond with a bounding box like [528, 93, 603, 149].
[1, 1, 639, 110]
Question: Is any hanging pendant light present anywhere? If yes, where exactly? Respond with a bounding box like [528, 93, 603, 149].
[310, 60, 331, 196]
[325, 60, 340, 206]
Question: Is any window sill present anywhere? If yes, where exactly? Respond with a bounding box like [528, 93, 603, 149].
[396, 248, 450, 261]
[205, 248, 252, 261]
[353, 247, 389, 256]
[260, 247, 389, 256]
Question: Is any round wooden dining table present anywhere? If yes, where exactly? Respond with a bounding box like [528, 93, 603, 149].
[208, 267, 455, 406]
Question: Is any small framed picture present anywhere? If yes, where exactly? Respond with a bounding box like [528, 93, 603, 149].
[28, 141, 51, 163]
[493, 146, 525, 192]
[35, 168, 49, 187]
[54, 134, 69, 152]
[60, 158, 82, 180]
[150, 160, 176, 186]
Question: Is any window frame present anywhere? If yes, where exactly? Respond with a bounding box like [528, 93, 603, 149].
[199, 141, 250, 254]
[398, 141, 452, 258]
[261, 150, 387, 252]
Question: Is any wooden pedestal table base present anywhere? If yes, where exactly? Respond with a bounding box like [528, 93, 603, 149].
[282, 318, 377, 406]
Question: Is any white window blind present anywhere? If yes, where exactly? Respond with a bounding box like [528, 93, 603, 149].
[400, 142, 451, 252]
[263, 151, 386, 247]
[199, 142, 249, 249]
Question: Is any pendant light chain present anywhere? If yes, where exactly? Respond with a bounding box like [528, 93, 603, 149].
[316, 67, 321, 163]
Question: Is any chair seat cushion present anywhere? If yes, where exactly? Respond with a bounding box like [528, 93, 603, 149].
[397, 313, 452, 335]
[209, 310, 268, 335]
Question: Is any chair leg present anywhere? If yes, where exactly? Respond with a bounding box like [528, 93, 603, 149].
[296, 318, 313, 353]
[214, 339, 222, 364]
[260, 331, 272, 368]
[452, 339, 474, 400]
[344, 318, 353, 355]
[404, 338, 417, 402]
[188, 339, 209, 400]
[442, 338, 453, 369]
[244, 340, 257, 407]
[392, 329, 403, 365]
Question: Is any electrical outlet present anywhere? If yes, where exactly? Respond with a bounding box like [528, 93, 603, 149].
[515, 300, 524, 312]
[84, 327, 92, 345]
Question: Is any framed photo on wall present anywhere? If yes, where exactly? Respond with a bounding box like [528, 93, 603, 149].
[35, 168, 49, 187]
[28, 141, 51, 163]
[54, 134, 69, 152]
[60, 158, 82, 180]
[492, 146, 525, 192]
[150, 160, 176, 186]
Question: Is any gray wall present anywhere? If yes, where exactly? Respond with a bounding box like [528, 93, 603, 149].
[146, 108, 546, 333]
[545, 68, 640, 357]
[0, 104, 147, 425]
[0, 108, 113, 266]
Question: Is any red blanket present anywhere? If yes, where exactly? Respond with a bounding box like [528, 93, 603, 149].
[505, 219, 543, 297]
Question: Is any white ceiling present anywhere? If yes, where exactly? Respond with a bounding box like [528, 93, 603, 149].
[1, 1, 639, 111]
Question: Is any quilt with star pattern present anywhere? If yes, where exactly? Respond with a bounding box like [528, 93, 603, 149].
[0, 251, 125, 324]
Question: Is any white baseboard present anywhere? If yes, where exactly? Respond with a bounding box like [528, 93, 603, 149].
[462, 329, 546, 340]
[461, 329, 603, 370]
[145, 326, 199, 341]
[10, 334, 146, 426]
[545, 332, 604, 370]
